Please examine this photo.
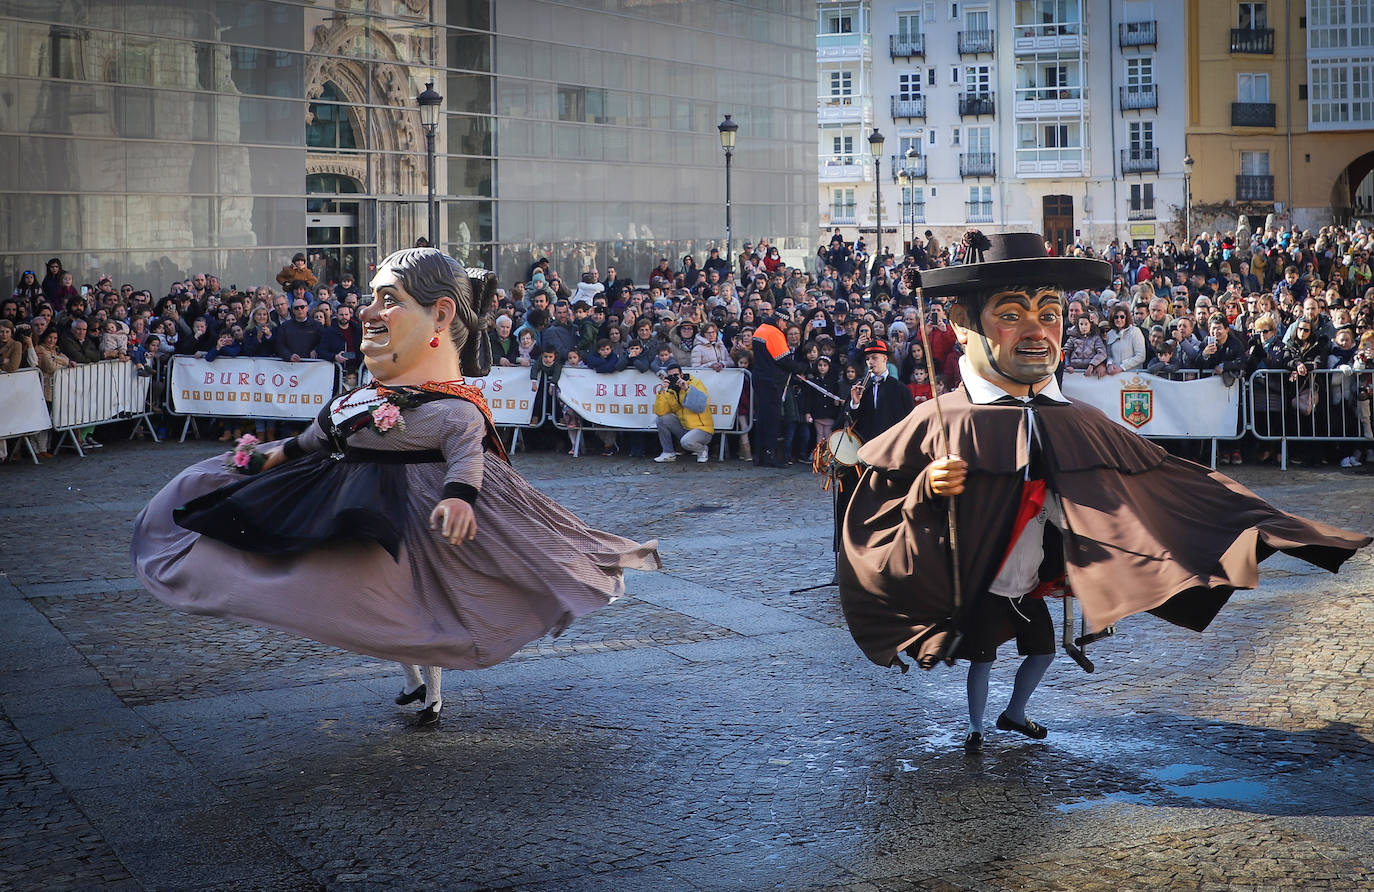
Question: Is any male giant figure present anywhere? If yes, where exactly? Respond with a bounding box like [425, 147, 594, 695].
[839, 232, 1370, 754]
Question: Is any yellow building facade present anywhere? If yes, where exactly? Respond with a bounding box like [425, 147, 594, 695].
[1186, 0, 1374, 232]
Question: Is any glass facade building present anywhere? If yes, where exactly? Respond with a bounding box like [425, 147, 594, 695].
[0, 0, 815, 294]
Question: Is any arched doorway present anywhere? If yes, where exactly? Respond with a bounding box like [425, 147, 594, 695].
[1330, 149, 1374, 222]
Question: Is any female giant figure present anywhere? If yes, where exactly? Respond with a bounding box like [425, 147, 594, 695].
[132, 249, 660, 725]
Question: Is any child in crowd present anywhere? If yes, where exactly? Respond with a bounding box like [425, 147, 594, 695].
[1146, 339, 1181, 376]
[907, 366, 935, 406]
[100, 319, 130, 359]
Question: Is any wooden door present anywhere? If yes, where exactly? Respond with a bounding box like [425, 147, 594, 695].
[1043, 195, 1074, 255]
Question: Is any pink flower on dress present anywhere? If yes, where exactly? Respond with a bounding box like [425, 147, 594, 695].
[236, 433, 259, 448]
[371, 402, 404, 433]
[232, 449, 251, 468]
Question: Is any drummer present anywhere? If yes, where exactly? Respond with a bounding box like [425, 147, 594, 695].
[831, 340, 915, 550]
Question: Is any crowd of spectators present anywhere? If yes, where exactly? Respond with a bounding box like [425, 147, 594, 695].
[3, 221, 1372, 468]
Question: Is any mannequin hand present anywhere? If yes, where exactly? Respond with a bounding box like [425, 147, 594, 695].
[929, 454, 967, 496]
[431, 499, 477, 545]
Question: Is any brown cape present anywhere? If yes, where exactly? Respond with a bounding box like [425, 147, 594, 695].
[838, 388, 1371, 669]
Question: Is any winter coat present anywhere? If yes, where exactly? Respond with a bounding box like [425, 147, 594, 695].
[1105, 324, 1146, 371]
[690, 334, 731, 369]
[653, 375, 713, 434]
[1063, 330, 1107, 372]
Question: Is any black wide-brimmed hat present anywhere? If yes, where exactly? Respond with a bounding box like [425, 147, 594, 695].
[918, 231, 1110, 299]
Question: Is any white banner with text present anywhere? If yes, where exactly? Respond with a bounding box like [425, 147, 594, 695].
[555, 367, 747, 430]
[1061, 371, 1243, 438]
[51, 360, 152, 429]
[0, 369, 53, 437]
[169, 356, 339, 420]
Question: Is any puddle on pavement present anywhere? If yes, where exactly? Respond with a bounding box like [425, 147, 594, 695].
[1162, 778, 1272, 805]
[1145, 763, 1212, 782]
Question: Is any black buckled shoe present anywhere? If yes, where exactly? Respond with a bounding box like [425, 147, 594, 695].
[996, 712, 1048, 740]
[963, 731, 983, 754]
[394, 684, 426, 706]
[413, 704, 441, 727]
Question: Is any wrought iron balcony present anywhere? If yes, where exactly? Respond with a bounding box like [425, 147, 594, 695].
[1119, 84, 1158, 111]
[958, 29, 994, 55]
[890, 154, 927, 181]
[890, 95, 926, 119]
[960, 152, 995, 178]
[1230, 28, 1274, 54]
[1121, 147, 1160, 175]
[966, 201, 994, 223]
[889, 33, 925, 58]
[1119, 20, 1157, 47]
[958, 92, 996, 117]
[1232, 101, 1276, 127]
[1236, 174, 1274, 202]
[1127, 204, 1156, 221]
[830, 209, 858, 226]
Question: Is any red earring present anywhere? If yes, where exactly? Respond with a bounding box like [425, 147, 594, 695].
[429, 335, 440, 348]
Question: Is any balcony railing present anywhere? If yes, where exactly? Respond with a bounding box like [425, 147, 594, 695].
[902, 203, 927, 224]
[958, 29, 994, 54]
[890, 154, 928, 180]
[830, 209, 858, 226]
[1119, 20, 1157, 47]
[1232, 101, 1276, 127]
[889, 33, 925, 58]
[958, 92, 996, 117]
[960, 152, 996, 178]
[1119, 84, 1158, 111]
[1236, 174, 1275, 202]
[890, 95, 926, 119]
[1127, 205, 1156, 221]
[1230, 28, 1274, 53]
[1121, 147, 1160, 175]
[966, 201, 994, 223]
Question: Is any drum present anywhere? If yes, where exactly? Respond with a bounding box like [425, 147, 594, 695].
[826, 428, 863, 467]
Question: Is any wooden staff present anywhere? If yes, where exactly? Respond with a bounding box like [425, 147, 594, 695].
[908, 269, 964, 662]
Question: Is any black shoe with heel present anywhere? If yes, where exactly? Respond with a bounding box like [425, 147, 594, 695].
[394, 684, 426, 706]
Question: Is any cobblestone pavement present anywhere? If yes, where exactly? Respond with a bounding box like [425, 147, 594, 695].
[2, 438, 1372, 890]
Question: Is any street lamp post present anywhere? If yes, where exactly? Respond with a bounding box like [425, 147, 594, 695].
[417, 81, 443, 249]
[717, 114, 739, 264]
[1182, 152, 1194, 244]
[897, 165, 909, 256]
[868, 128, 885, 262]
[905, 146, 919, 250]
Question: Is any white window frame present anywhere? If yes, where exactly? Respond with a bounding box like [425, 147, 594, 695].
[1240, 150, 1270, 175]
[1238, 72, 1270, 102]
[1238, 2, 1267, 29]
[1128, 120, 1154, 151]
[899, 72, 923, 100]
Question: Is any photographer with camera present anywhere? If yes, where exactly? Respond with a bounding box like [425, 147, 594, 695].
[652, 362, 714, 463]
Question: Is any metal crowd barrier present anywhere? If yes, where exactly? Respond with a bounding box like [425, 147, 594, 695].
[49, 359, 160, 456]
[1246, 367, 1373, 469]
[551, 367, 754, 460]
[1145, 368, 1224, 467]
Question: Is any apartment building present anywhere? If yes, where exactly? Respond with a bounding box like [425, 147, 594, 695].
[818, 0, 1187, 253]
[1186, 0, 1374, 232]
